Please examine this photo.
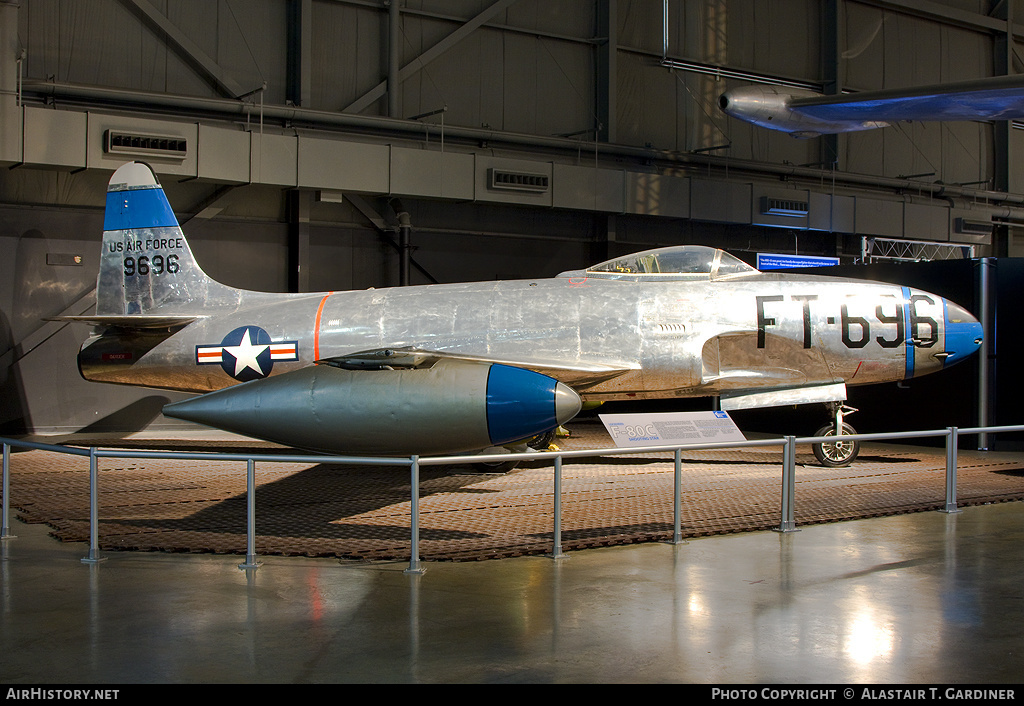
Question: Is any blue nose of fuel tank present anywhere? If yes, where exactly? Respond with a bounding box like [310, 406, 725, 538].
[942, 300, 983, 368]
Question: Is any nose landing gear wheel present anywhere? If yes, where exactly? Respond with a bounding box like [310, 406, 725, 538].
[813, 422, 859, 467]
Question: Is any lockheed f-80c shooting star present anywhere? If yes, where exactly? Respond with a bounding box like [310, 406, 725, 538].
[55, 162, 983, 466]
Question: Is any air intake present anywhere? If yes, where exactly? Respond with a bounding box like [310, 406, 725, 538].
[955, 217, 992, 235]
[105, 130, 188, 160]
[488, 168, 549, 193]
[761, 196, 809, 217]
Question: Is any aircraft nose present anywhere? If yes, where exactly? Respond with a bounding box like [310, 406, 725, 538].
[941, 299, 983, 367]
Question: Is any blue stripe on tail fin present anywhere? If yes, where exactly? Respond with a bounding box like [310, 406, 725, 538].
[103, 187, 179, 231]
[103, 161, 178, 230]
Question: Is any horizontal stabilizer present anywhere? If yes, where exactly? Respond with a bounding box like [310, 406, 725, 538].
[49, 315, 200, 330]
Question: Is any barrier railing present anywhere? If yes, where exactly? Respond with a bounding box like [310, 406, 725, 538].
[2, 424, 1024, 573]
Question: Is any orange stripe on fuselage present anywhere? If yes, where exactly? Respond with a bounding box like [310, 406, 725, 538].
[313, 292, 335, 361]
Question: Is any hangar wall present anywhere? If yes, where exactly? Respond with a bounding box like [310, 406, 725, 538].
[0, 0, 1021, 435]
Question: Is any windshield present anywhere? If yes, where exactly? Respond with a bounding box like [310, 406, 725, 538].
[585, 246, 756, 280]
[714, 251, 759, 278]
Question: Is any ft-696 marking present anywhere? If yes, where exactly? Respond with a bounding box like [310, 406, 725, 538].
[756, 293, 939, 350]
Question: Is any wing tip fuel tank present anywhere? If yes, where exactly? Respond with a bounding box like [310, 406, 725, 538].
[485, 364, 580, 445]
[163, 360, 581, 457]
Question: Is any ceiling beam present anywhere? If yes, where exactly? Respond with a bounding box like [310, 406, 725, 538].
[119, 0, 247, 99]
[856, 0, 1024, 39]
[596, 0, 616, 143]
[344, 0, 519, 115]
[287, 0, 313, 107]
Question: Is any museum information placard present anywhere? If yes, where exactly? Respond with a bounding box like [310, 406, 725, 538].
[599, 411, 745, 448]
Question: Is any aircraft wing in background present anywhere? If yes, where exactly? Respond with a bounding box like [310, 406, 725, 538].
[719, 73, 1024, 137]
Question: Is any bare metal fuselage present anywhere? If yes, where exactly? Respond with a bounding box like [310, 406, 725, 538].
[80, 272, 959, 403]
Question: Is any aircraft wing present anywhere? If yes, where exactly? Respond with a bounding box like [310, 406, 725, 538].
[719, 382, 848, 411]
[319, 346, 639, 391]
[790, 74, 1024, 123]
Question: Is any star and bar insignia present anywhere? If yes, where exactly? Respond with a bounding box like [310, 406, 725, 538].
[196, 326, 299, 382]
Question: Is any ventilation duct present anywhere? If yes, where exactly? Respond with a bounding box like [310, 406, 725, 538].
[761, 196, 809, 217]
[488, 168, 549, 193]
[955, 217, 993, 235]
[105, 130, 188, 160]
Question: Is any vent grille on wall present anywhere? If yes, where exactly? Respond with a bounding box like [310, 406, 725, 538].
[105, 130, 188, 159]
[955, 217, 992, 235]
[761, 196, 809, 217]
[488, 168, 549, 193]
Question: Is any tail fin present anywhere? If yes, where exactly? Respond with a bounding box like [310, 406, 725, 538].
[98, 162, 236, 316]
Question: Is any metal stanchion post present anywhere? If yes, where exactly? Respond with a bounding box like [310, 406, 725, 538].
[672, 447, 686, 544]
[239, 458, 262, 570]
[550, 455, 566, 559]
[942, 427, 961, 514]
[2, 442, 13, 540]
[82, 448, 105, 564]
[405, 456, 425, 575]
[977, 259, 991, 451]
[775, 436, 799, 533]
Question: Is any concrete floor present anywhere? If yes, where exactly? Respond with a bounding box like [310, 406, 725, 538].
[2, 502, 1023, 684]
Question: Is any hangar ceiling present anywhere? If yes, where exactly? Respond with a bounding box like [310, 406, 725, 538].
[4, 0, 1024, 266]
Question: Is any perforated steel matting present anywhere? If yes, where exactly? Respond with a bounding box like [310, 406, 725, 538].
[6, 421, 1024, 561]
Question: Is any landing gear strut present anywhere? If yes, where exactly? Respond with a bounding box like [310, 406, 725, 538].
[812, 402, 860, 467]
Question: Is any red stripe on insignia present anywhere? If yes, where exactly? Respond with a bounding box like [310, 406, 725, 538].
[270, 344, 297, 360]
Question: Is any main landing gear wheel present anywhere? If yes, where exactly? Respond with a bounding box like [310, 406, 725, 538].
[527, 430, 556, 451]
[812, 422, 860, 467]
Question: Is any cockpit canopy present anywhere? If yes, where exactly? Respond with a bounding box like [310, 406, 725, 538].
[575, 246, 758, 281]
